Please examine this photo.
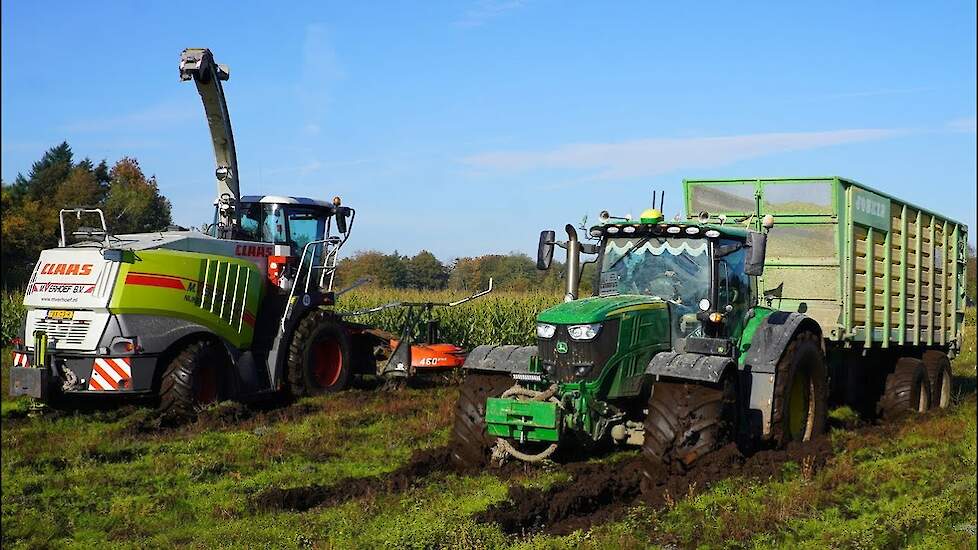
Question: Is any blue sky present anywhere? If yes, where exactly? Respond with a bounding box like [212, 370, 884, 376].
[2, 1, 975, 259]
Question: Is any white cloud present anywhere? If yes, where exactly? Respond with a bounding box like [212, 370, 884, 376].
[463, 128, 905, 179]
[946, 116, 976, 133]
[456, 0, 526, 28]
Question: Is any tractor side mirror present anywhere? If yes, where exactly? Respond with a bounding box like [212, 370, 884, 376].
[334, 207, 350, 234]
[745, 231, 767, 276]
[537, 230, 555, 270]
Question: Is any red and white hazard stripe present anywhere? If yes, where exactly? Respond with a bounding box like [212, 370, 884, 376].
[88, 358, 132, 391]
[12, 352, 30, 368]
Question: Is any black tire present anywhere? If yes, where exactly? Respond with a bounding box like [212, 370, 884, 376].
[769, 330, 828, 447]
[878, 357, 931, 419]
[159, 340, 232, 419]
[449, 372, 513, 469]
[641, 375, 737, 483]
[922, 350, 952, 409]
[287, 310, 353, 397]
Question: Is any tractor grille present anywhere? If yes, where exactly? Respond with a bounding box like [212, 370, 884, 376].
[537, 320, 619, 382]
[32, 318, 93, 347]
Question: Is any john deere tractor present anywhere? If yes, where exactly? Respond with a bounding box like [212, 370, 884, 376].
[451, 178, 967, 476]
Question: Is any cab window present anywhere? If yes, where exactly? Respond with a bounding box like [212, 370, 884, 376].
[287, 208, 327, 251]
[263, 204, 287, 244]
[239, 203, 262, 241]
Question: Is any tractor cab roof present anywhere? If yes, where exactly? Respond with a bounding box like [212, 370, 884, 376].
[212, 195, 339, 210]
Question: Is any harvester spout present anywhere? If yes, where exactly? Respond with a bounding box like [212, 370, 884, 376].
[179, 48, 240, 239]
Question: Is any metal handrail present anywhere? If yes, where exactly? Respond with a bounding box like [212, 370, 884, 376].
[59, 208, 109, 247]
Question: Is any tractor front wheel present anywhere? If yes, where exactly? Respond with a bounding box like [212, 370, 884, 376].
[641, 374, 737, 486]
[159, 340, 232, 419]
[287, 310, 353, 397]
[449, 371, 513, 469]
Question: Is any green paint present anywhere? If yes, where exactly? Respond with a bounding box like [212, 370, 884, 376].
[109, 248, 264, 349]
[536, 294, 662, 324]
[485, 398, 560, 442]
[852, 187, 891, 231]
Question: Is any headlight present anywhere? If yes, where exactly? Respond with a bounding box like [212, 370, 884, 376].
[536, 323, 556, 339]
[567, 323, 601, 340]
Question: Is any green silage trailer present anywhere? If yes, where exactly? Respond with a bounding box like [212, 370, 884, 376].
[684, 177, 968, 354]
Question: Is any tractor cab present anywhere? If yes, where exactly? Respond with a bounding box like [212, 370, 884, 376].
[589, 208, 764, 344]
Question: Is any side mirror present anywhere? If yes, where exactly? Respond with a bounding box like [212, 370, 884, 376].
[334, 207, 349, 234]
[537, 230, 555, 270]
[745, 231, 767, 276]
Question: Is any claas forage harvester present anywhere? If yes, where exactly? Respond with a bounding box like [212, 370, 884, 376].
[9, 48, 489, 416]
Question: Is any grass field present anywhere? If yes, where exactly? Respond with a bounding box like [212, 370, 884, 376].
[1, 305, 975, 549]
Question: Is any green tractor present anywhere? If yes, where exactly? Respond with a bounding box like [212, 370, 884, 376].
[450, 178, 967, 476]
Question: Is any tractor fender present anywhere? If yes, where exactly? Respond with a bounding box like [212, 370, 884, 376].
[463, 344, 536, 375]
[740, 310, 823, 438]
[646, 351, 735, 384]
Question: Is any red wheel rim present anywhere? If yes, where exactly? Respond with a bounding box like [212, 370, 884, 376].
[312, 338, 343, 388]
[194, 365, 219, 405]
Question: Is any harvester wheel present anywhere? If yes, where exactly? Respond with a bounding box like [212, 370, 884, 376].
[921, 351, 952, 409]
[287, 310, 352, 397]
[878, 357, 931, 419]
[641, 375, 737, 482]
[769, 330, 828, 447]
[159, 340, 230, 419]
[449, 371, 513, 469]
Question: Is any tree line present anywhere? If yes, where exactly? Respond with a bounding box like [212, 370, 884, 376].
[1, 142, 173, 287]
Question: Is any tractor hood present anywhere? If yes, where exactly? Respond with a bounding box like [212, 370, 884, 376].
[537, 295, 663, 324]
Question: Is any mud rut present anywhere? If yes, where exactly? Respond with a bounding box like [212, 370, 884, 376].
[251, 418, 914, 537]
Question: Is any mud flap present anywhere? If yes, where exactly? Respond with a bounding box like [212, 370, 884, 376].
[10, 366, 49, 399]
[646, 351, 734, 384]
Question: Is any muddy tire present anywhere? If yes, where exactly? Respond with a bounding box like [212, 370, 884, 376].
[922, 350, 952, 409]
[449, 372, 513, 469]
[159, 340, 231, 419]
[769, 330, 828, 447]
[878, 357, 931, 419]
[287, 310, 352, 397]
[641, 376, 737, 483]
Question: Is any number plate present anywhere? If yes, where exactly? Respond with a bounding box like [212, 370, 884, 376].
[46, 310, 74, 320]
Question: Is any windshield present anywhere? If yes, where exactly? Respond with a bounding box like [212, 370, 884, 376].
[599, 237, 711, 307]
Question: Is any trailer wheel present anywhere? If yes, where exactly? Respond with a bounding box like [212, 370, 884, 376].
[878, 357, 931, 418]
[287, 310, 352, 397]
[449, 371, 513, 469]
[159, 340, 231, 419]
[640, 375, 737, 483]
[769, 330, 828, 447]
[922, 351, 952, 409]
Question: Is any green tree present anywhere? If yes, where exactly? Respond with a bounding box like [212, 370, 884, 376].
[102, 158, 173, 234]
[407, 250, 448, 290]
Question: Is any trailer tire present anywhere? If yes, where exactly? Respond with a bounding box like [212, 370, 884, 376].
[922, 351, 952, 409]
[878, 357, 931, 419]
[159, 340, 231, 419]
[449, 372, 513, 469]
[641, 374, 737, 484]
[287, 310, 352, 397]
[769, 330, 828, 448]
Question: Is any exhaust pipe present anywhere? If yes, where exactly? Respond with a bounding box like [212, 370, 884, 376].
[564, 224, 581, 302]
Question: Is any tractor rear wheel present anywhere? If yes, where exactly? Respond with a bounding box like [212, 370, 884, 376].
[769, 330, 828, 447]
[287, 310, 353, 397]
[641, 375, 737, 484]
[878, 357, 931, 419]
[159, 340, 231, 419]
[922, 350, 952, 409]
[449, 371, 513, 469]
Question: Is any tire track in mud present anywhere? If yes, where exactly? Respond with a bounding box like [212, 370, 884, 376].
[476, 435, 838, 536]
[252, 446, 454, 512]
